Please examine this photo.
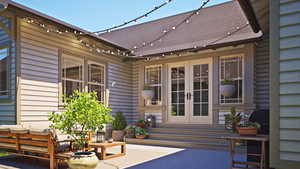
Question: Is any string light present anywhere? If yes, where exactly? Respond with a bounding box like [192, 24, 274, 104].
[23, 17, 128, 57]
[129, 0, 211, 54]
[143, 22, 250, 61]
[91, 0, 174, 34]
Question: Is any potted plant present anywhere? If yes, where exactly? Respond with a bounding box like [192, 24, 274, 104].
[220, 79, 236, 97]
[136, 120, 148, 128]
[224, 107, 241, 132]
[125, 125, 136, 138]
[112, 112, 127, 141]
[237, 122, 261, 136]
[49, 91, 113, 169]
[134, 127, 148, 139]
[141, 85, 154, 103]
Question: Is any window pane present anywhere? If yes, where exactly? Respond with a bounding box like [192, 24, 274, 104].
[89, 84, 104, 102]
[145, 65, 162, 105]
[88, 64, 104, 84]
[0, 48, 8, 96]
[63, 80, 83, 98]
[63, 60, 82, 80]
[219, 56, 243, 104]
[193, 104, 201, 116]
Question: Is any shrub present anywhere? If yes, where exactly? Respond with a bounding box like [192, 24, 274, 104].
[112, 112, 127, 130]
[49, 91, 113, 149]
[134, 127, 148, 136]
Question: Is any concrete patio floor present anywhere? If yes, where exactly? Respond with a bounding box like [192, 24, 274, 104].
[0, 144, 245, 169]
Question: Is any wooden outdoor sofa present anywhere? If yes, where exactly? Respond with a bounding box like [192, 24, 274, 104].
[0, 125, 75, 169]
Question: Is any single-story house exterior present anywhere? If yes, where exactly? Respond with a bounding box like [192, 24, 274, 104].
[0, 0, 299, 168]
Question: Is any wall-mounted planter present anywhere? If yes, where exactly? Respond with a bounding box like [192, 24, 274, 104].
[141, 90, 154, 100]
[220, 85, 236, 97]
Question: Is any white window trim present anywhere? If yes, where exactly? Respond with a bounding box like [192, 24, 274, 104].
[145, 64, 162, 105]
[87, 61, 106, 103]
[219, 54, 245, 105]
[0, 45, 10, 99]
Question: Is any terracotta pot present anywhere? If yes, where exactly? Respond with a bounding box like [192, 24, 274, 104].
[68, 151, 98, 169]
[112, 130, 125, 141]
[220, 85, 236, 97]
[135, 135, 146, 139]
[237, 127, 257, 136]
[136, 122, 146, 128]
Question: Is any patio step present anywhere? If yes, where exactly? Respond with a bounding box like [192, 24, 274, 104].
[125, 138, 242, 151]
[126, 126, 238, 150]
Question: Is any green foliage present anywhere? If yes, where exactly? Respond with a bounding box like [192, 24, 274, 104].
[0, 152, 9, 157]
[134, 127, 148, 136]
[221, 79, 234, 85]
[49, 90, 113, 149]
[125, 125, 136, 130]
[239, 122, 261, 129]
[143, 85, 152, 90]
[224, 107, 241, 132]
[112, 112, 127, 130]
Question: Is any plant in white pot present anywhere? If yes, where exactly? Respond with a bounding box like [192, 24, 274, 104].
[112, 112, 127, 141]
[220, 79, 236, 97]
[141, 85, 154, 105]
[49, 90, 113, 169]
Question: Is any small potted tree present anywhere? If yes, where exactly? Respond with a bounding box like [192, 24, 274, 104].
[49, 91, 113, 169]
[134, 127, 148, 139]
[141, 85, 154, 105]
[112, 112, 127, 141]
[224, 107, 241, 132]
[220, 79, 236, 97]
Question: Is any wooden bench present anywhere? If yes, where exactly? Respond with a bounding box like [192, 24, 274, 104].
[0, 125, 75, 169]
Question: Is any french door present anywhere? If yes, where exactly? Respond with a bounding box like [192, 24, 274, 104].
[167, 58, 212, 124]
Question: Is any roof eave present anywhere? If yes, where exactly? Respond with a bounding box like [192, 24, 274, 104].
[133, 36, 263, 60]
[237, 0, 261, 33]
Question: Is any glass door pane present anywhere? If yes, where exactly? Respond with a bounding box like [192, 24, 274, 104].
[192, 64, 209, 116]
[171, 66, 185, 116]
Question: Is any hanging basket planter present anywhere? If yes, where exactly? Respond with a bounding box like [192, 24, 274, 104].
[220, 80, 236, 97]
[142, 86, 154, 101]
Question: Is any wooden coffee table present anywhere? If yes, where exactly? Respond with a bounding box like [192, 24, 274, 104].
[88, 142, 126, 160]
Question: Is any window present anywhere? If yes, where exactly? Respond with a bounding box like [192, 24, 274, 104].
[61, 56, 84, 98]
[88, 63, 105, 102]
[0, 47, 9, 97]
[219, 56, 243, 104]
[145, 65, 162, 105]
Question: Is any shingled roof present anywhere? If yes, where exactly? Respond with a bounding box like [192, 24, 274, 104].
[99, 0, 262, 57]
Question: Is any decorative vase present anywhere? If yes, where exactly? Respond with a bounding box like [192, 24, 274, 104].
[220, 85, 236, 97]
[68, 151, 98, 169]
[125, 128, 135, 138]
[237, 127, 257, 136]
[135, 135, 146, 139]
[141, 90, 154, 100]
[112, 130, 125, 141]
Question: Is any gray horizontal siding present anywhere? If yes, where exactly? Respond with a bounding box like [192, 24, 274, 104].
[255, 37, 269, 109]
[19, 19, 134, 125]
[0, 16, 16, 125]
[279, 0, 300, 162]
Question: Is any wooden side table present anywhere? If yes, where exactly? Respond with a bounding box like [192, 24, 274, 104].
[223, 135, 269, 169]
[88, 142, 126, 160]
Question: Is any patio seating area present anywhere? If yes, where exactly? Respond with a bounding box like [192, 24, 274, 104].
[0, 144, 246, 169]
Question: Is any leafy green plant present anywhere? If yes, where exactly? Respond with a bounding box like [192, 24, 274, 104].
[224, 107, 241, 132]
[239, 122, 261, 129]
[49, 90, 113, 149]
[112, 112, 127, 130]
[134, 127, 148, 136]
[221, 79, 234, 85]
[143, 85, 152, 90]
[125, 125, 136, 130]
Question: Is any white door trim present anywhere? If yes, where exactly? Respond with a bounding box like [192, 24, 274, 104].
[166, 58, 213, 124]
